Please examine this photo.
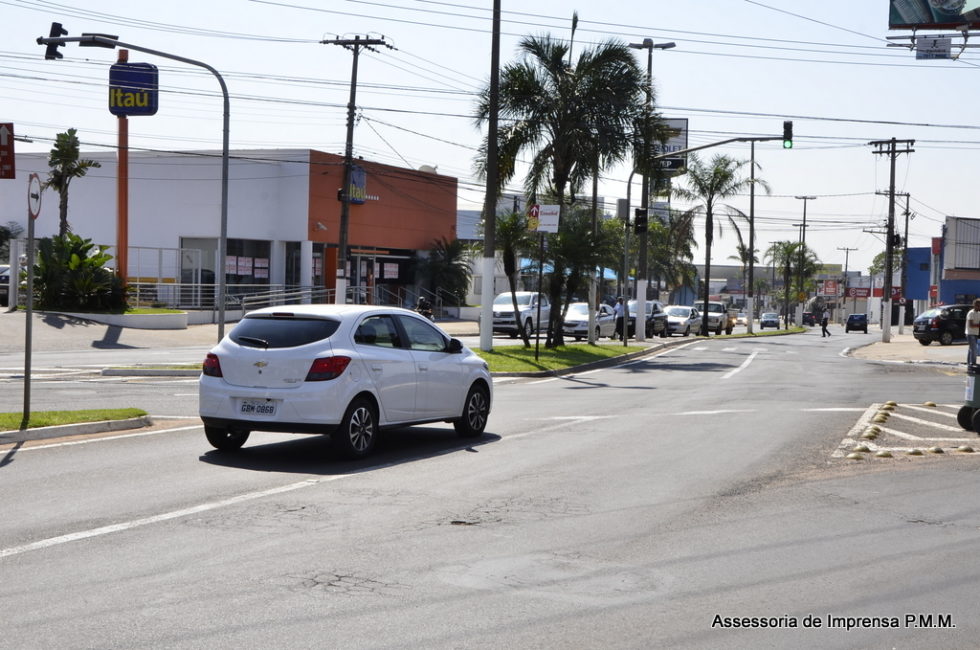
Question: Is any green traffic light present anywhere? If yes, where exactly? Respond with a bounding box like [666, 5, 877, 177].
[783, 140, 793, 149]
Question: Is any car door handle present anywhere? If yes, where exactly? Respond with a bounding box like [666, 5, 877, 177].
[418, 364, 428, 372]
[371, 365, 382, 372]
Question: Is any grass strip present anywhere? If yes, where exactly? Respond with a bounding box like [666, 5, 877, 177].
[0, 408, 148, 432]
[475, 343, 647, 373]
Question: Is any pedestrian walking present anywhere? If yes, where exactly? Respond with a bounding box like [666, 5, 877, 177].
[967, 299, 980, 366]
[612, 297, 626, 340]
[821, 308, 831, 337]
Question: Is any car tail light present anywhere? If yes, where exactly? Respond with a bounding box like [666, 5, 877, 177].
[306, 356, 351, 381]
[202, 353, 222, 377]
[931, 317, 941, 329]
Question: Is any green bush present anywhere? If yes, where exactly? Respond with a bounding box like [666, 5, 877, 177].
[34, 233, 127, 311]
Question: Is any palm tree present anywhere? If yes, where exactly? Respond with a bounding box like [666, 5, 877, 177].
[649, 206, 697, 300]
[44, 128, 101, 238]
[765, 241, 799, 330]
[475, 33, 645, 345]
[673, 154, 757, 336]
[491, 209, 536, 347]
[415, 237, 472, 308]
[727, 220, 758, 306]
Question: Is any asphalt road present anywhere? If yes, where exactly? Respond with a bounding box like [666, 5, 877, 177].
[2, 321, 980, 649]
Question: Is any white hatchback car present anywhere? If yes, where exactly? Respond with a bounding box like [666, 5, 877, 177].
[199, 304, 492, 458]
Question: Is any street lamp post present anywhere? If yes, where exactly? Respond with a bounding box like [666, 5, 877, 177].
[628, 38, 674, 341]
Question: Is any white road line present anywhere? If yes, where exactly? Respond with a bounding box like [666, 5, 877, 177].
[0, 475, 347, 560]
[676, 409, 755, 416]
[902, 404, 957, 418]
[722, 350, 759, 379]
[3, 424, 202, 451]
[887, 411, 965, 433]
[874, 425, 973, 442]
[801, 407, 868, 412]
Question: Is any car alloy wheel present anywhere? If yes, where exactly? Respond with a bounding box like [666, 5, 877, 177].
[455, 384, 489, 438]
[334, 397, 378, 459]
[940, 331, 954, 346]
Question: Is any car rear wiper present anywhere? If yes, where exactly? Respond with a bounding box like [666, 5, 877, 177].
[237, 336, 270, 349]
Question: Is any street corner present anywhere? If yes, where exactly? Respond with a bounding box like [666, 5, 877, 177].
[832, 401, 980, 462]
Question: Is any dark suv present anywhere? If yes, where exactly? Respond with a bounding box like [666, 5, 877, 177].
[627, 299, 668, 338]
[844, 313, 868, 333]
[913, 304, 970, 346]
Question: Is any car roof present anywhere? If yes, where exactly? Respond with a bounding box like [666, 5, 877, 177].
[244, 304, 416, 319]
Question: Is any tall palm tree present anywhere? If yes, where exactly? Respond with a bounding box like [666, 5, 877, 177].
[492, 209, 536, 347]
[44, 128, 101, 238]
[765, 240, 800, 330]
[673, 154, 756, 336]
[475, 33, 645, 346]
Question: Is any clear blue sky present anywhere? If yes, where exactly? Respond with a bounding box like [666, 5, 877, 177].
[3, 0, 977, 275]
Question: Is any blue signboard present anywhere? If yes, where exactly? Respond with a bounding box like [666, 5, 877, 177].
[109, 62, 158, 116]
[349, 164, 367, 205]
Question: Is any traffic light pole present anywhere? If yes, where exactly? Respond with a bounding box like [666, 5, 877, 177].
[37, 30, 232, 342]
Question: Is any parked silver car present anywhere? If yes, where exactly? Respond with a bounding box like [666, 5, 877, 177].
[562, 302, 616, 340]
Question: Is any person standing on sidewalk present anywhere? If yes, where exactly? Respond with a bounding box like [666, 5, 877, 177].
[612, 297, 625, 340]
[966, 299, 980, 366]
[821, 308, 832, 337]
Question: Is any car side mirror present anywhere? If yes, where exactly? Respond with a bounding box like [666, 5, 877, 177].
[446, 338, 463, 354]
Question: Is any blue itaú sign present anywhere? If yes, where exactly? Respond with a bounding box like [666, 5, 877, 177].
[109, 62, 158, 116]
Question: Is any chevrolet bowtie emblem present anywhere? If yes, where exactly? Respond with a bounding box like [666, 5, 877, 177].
[254, 361, 268, 368]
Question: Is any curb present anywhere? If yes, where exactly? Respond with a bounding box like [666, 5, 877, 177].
[0, 415, 154, 444]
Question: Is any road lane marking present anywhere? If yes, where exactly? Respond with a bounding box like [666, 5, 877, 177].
[0, 475, 347, 560]
[722, 350, 759, 379]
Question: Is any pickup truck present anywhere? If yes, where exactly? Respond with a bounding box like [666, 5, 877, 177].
[490, 291, 551, 338]
[701, 301, 738, 335]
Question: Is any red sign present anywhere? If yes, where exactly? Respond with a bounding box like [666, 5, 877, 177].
[0, 123, 14, 180]
[932, 237, 943, 255]
[930, 285, 938, 298]
[847, 287, 871, 298]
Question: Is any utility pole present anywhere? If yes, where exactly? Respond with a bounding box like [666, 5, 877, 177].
[837, 246, 857, 321]
[479, 3, 500, 352]
[323, 35, 392, 304]
[793, 196, 815, 320]
[870, 138, 914, 342]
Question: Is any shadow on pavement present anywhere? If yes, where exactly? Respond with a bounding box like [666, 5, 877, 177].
[92, 325, 138, 349]
[198, 428, 501, 475]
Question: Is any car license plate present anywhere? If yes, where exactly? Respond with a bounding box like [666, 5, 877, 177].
[240, 398, 277, 416]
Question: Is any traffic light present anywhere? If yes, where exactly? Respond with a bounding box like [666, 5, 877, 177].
[634, 208, 648, 234]
[782, 120, 793, 149]
[44, 22, 69, 60]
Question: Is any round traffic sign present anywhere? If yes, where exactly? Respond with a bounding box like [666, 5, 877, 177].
[27, 173, 41, 219]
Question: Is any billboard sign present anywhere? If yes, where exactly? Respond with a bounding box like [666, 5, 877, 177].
[654, 118, 688, 174]
[527, 204, 559, 233]
[349, 164, 367, 204]
[109, 62, 159, 116]
[889, 0, 980, 30]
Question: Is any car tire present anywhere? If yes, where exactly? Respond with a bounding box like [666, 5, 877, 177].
[333, 397, 378, 459]
[683, 326, 690, 337]
[940, 331, 954, 346]
[918, 338, 931, 346]
[205, 425, 249, 451]
[595, 326, 601, 341]
[715, 325, 722, 336]
[959, 405, 976, 431]
[523, 319, 534, 340]
[862, 327, 867, 334]
[455, 384, 490, 438]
